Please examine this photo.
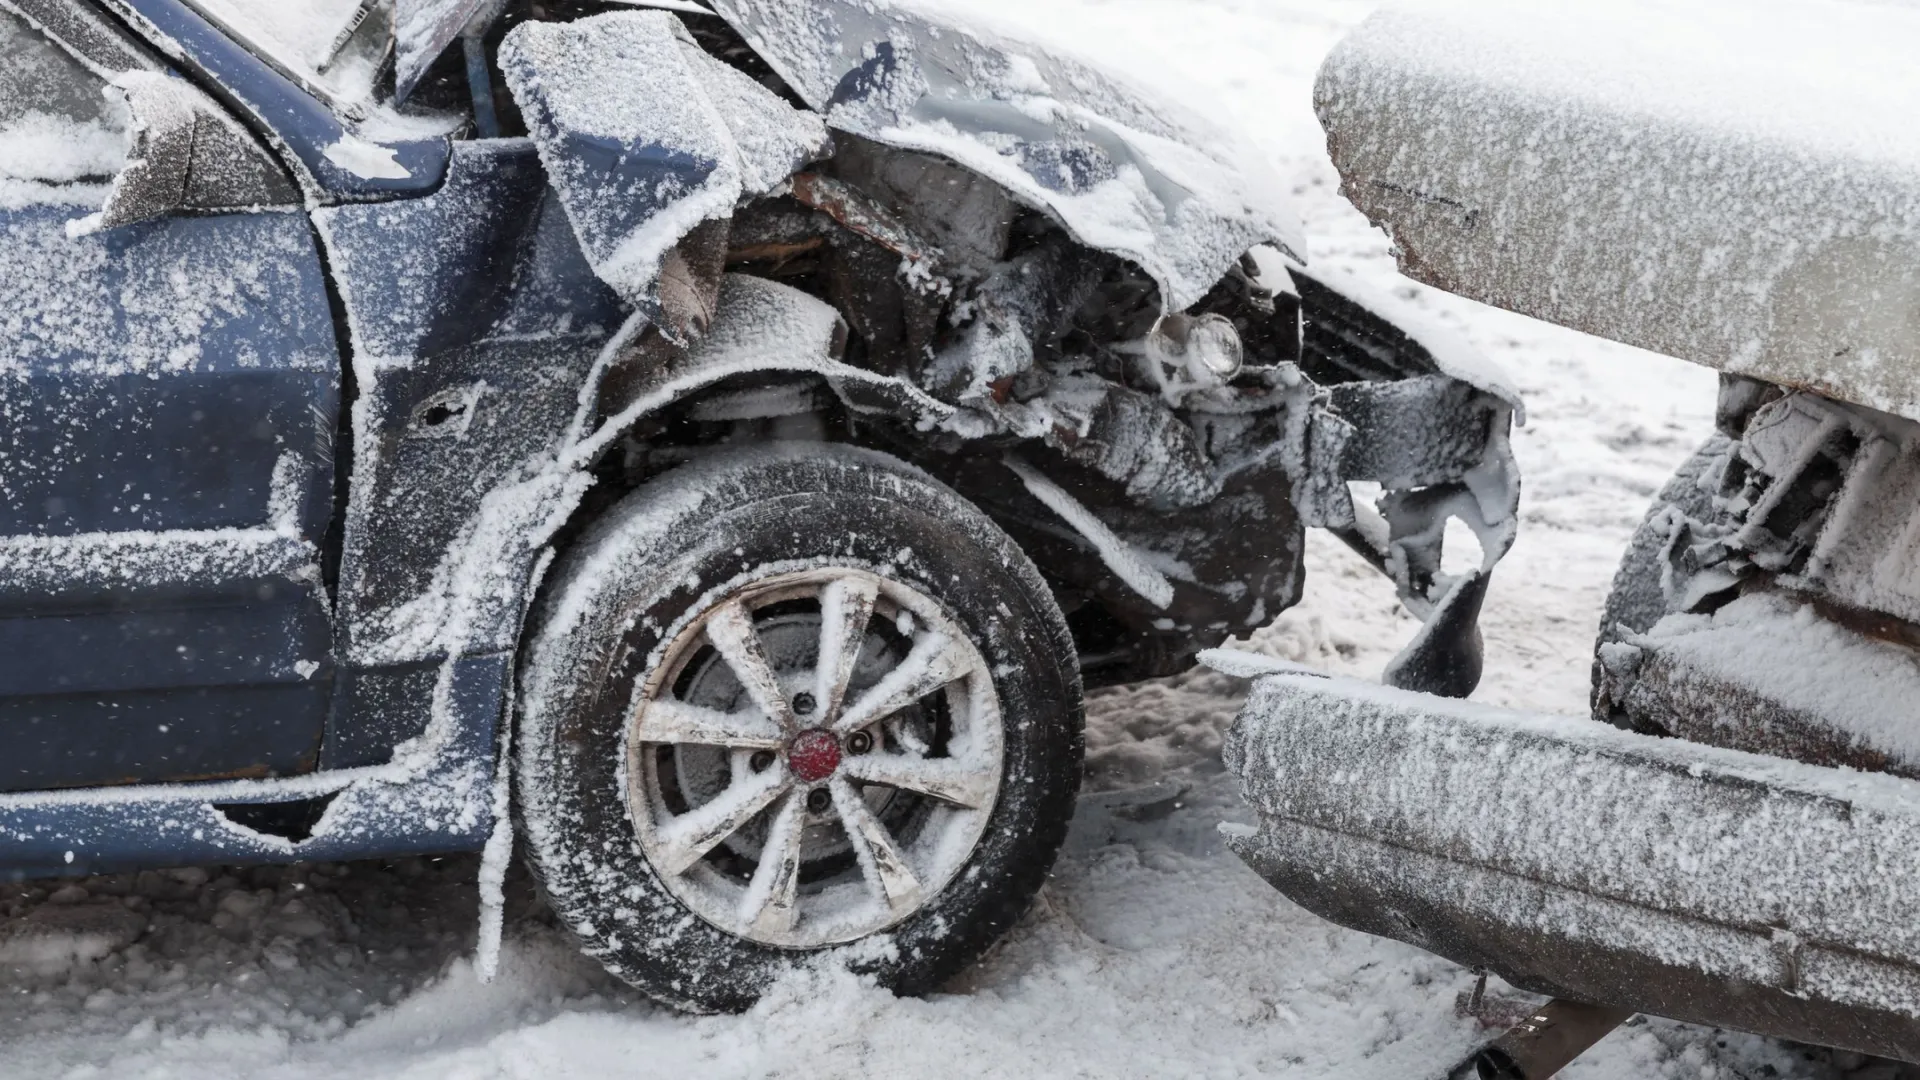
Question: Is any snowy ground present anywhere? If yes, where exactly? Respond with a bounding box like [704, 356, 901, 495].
[2, 2, 1876, 1077]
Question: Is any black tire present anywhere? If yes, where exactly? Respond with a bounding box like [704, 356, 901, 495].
[514, 443, 1084, 1012]
[1590, 434, 1730, 719]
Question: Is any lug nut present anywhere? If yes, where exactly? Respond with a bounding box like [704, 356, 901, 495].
[846, 730, 873, 755]
[792, 692, 817, 716]
[749, 750, 776, 773]
[806, 787, 833, 814]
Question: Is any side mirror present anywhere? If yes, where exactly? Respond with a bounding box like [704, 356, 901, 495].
[72, 71, 297, 234]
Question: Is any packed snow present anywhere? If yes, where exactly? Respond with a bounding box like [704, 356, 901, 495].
[10, 0, 1894, 1077]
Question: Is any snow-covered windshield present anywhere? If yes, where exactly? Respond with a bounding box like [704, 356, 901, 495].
[183, 0, 387, 112]
[0, 9, 128, 198]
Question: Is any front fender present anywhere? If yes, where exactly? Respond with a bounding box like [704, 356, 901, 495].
[709, 0, 1306, 312]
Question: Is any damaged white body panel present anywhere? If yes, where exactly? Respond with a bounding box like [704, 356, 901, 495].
[1316, 0, 1920, 421]
[1223, 669, 1920, 1062]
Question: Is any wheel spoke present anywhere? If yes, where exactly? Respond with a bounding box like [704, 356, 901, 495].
[637, 698, 783, 749]
[738, 790, 807, 935]
[841, 753, 997, 810]
[829, 777, 922, 915]
[814, 576, 879, 725]
[705, 600, 796, 731]
[833, 631, 978, 734]
[655, 767, 788, 876]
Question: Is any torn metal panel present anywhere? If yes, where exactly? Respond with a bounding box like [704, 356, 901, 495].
[1289, 269, 1520, 696]
[574, 273, 952, 467]
[497, 10, 830, 337]
[707, 0, 1305, 312]
[1043, 383, 1221, 512]
[868, 235, 1520, 691]
[1326, 375, 1498, 491]
[1224, 671, 1920, 1062]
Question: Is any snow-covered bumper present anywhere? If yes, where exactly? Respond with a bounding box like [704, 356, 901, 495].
[1221, 669, 1920, 1062]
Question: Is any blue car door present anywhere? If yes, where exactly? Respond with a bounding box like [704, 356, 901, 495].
[0, 7, 340, 790]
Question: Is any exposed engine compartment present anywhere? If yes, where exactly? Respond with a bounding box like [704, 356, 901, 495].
[477, 8, 1525, 690]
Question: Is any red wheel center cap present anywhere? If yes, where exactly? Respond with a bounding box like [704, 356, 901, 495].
[786, 729, 842, 783]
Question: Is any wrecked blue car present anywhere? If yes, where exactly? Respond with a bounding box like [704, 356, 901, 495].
[0, 0, 1517, 1009]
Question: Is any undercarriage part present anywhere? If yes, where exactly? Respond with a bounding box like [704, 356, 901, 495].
[1445, 1000, 1635, 1080]
[1043, 382, 1223, 511]
[1223, 669, 1920, 1064]
[1003, 456, 1174, 610]
[920, 445, 1305, 688]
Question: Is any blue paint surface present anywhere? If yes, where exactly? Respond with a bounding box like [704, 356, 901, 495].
[0, 8, 646, 876]
[120, 0, 449, 202]
[0, 207, 339, 537]
[0, 198, 342, 793]
[0, 654, 509, 880]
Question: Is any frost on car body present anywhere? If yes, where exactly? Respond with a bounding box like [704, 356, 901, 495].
[0, 0, 1515, 1009]
[1226, 0, 1920, 1068]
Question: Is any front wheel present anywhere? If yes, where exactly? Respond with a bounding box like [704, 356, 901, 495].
[514, 444, 1084, 1012]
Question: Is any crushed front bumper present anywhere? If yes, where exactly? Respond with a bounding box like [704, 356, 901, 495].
[1219, 666, 1920, 1062]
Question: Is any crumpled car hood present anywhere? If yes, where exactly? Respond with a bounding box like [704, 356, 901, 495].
[708, 0, 1307, 312]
